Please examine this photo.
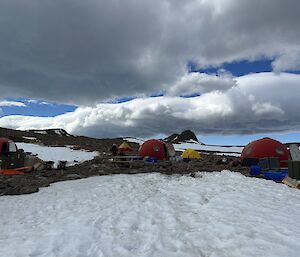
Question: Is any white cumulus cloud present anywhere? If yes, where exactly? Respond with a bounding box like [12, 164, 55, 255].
[166, 72, 236, 96]
[0, 72, 299, 137]
[0, 100, 26, 107]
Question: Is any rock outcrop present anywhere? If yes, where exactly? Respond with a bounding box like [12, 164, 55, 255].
[165, 130, 199, 143]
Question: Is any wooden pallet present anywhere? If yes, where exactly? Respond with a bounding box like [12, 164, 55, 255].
[282, 176, 300, 189]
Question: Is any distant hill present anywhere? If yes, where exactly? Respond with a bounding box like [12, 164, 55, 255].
[164, 130, 199, 144]
[0, 127, 139, 153]
[0, 127, 77, 143]
[28, 129, 72, 137]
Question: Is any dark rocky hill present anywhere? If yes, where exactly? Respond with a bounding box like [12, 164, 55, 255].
[164, 130, 199, 144]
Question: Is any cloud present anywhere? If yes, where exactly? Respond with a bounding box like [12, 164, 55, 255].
[0, 0, 300, 104]
[272, 49, 300, 72]
[25, 99, 54, 106]
[0, 72, 299, 137]
[166, 72, 236, 96]
[0, 100, 26, 107]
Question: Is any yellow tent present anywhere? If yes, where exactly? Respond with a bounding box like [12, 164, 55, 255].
[181, 149, 201, 159]
[118, 141, 133, 152]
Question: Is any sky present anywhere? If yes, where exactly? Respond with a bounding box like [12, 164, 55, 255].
[0, 0, 300, 145]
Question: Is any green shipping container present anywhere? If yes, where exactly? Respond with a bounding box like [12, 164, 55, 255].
[288, 161, 300, 180]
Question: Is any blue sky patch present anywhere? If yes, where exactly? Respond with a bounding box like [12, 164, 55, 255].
[149, 92, 165, 98]
[180, 93, 201, 98]
[188, 59, 273, 76]
[202, 132, 300, 145]
[1, 98, 76, 117]
[108, 96, 138, 104]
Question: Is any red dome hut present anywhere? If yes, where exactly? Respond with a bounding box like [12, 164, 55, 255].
[138, 139, 175, 160]
[0, 138, 17, 155]
[241, 137, 289, 167]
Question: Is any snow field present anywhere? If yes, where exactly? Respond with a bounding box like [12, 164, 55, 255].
[0, 171, 300, 257]
[16, 143, 98, 167]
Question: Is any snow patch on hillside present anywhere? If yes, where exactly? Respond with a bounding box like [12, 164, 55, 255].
[0, 172, 299, 257]
[16, 143, 98, 167]
[124, 137, 145, 145]
[125, 137, 243, 156]
[22, 136, 37, 140]
[32, 130, 47, 134]
[173, 142, 243, 155]
[53, 129, 70, 136]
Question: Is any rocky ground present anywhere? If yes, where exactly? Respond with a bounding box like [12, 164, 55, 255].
[0, 127, 249, 196]
[0, 152, 249, 196]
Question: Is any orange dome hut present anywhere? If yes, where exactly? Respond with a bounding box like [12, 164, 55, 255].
[241, 137, 289, 167]
[138, 139, 175, 160]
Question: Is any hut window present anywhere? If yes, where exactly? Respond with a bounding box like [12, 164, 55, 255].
[9, 142, 17, 152]
[275, 147, 284, 155]
[153, 145, 160, 152]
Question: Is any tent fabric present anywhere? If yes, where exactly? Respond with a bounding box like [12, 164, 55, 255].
[241, 137, 289, 168]
[138, 139, 170, 160]
[181, 149, 201, 159]
[166, 143, 176, 158]
[118, 141, 132, 152]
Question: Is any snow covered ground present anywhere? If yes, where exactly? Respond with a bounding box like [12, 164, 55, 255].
[125, 137, 243, 156]
[1, 171, 299, 257]
[16, 143, 98, 167]
[173, 141, 243, 156]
